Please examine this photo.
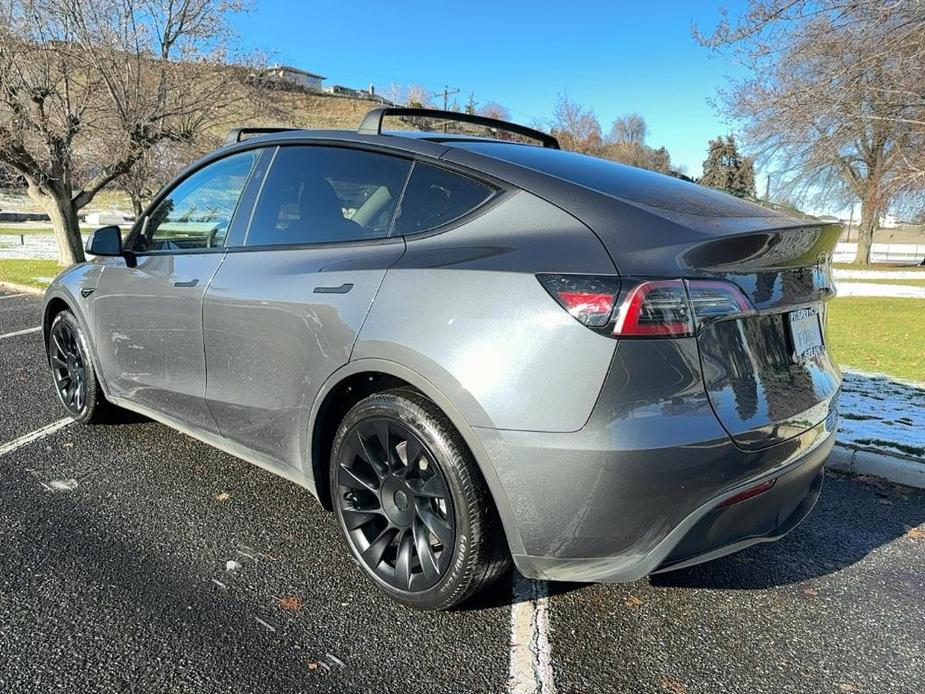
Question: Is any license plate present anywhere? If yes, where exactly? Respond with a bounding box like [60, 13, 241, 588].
[788, 306, 824, 361]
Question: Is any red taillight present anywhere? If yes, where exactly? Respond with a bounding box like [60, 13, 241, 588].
[613, 280, 693, 337]
[614, 279, 754, 338]
[537, 275, 622, 328]
[537, 275, 753, 337]
[686, 280, 755, 329]
[717, 478, 777, 508]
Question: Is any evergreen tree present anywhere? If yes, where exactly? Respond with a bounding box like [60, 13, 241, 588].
[700, 135, 756, 198]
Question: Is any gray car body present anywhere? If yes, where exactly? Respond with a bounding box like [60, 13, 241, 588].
[44, 128, 841, 583]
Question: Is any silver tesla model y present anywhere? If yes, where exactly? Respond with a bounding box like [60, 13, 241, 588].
[44, 108, 841, 609]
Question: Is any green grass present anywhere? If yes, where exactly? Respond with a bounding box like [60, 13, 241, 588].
[0, 259, 61, 289]
[827, 297, 924, 382]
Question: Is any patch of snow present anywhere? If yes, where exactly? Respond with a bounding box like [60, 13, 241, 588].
[839, 370, 925, 460]
[0, 233, 59, 260]
[834, 282, 925, 298]
[834, 269, 925, 280]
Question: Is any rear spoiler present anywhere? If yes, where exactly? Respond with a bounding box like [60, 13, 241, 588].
[223, 127, 300, 145]
[358, 107, 560, 149]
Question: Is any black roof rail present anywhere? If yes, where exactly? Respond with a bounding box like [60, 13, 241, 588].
[358, 107, 559, 149]
[223, 126, 300, 145]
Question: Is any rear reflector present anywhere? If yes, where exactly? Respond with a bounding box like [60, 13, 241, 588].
[537, 275, 622, 328]
[717, 478, 777, 508]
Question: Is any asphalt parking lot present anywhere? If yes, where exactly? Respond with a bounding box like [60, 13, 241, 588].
[1, 288, 924, 694]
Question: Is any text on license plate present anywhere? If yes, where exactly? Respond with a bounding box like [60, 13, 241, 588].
[788, 307, 824, 360]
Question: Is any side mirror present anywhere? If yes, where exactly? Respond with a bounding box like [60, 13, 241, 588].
[85, 225, 122, 257]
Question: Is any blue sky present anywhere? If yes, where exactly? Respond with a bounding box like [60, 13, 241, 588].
[233, 1, 749, 178]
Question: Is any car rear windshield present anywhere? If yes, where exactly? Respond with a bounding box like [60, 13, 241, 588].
[451, 141, 778, 219]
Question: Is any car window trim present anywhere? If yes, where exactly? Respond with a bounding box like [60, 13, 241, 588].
[241, 143, 415, 250]
[124, 146, 266, 256]
[389, 160, 501, 239]
[396, 187, 511, 242]
[124, 139, 511, 256]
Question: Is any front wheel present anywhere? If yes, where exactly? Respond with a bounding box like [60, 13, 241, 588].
[329, 389, 510, 610]
[48, 310, 110, 424]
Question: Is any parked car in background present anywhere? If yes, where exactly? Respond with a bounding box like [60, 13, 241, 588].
[42, 108, 841, 609]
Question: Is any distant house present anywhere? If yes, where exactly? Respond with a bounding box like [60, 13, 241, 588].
[265, 65, 325, 91]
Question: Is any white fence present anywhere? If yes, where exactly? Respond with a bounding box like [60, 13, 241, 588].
[834, 242, 925, 265]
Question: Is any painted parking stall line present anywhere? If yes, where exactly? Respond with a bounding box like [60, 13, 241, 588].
[509, 575, 556, 694]
[0, 325, 41, 340]
[0, 293, 28, 300]
[0, 418, 72, 457]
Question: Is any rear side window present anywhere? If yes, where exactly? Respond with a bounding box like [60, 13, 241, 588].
[246, 146, 411, 247]
[393, 163, 494, 235]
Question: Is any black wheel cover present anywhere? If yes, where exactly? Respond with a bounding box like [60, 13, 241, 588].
[50, 318, 87, 415]
[335, 417, 456, 592]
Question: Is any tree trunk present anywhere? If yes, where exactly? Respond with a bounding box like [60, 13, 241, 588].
[130, 192, 144, 221]
[32, 185, 86, 267]
[852, 198, 879, 266]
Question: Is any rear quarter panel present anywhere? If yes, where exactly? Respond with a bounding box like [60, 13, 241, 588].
[354, 190, 618, 432]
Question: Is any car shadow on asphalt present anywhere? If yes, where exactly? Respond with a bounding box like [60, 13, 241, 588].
[456, 569, 584, 612]
[648, 471, 925, 590]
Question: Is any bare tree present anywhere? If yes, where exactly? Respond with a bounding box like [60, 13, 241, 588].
[0, 0, 250, 265]
[121, 139, 207, 219]
[478, 101, 510, 121]
[551, 94, 602, 154]
[696, 0, 925, 264]
[405, 84, 433, 109]
[609, 113, 648, 145]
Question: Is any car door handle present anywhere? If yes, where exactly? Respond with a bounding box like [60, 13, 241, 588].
[174, 279, 199, 288]
[313, 283, 354, 294]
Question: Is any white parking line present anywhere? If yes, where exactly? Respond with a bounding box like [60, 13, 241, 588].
[0, 293, 27, 299]
[509, 575, 556, 694]
[0, 418, 72, 457]
[0, 326, 41, 340]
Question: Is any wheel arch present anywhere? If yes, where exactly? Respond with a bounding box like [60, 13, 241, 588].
[307, 358, 526, 556]
[42, 288, 111, 399]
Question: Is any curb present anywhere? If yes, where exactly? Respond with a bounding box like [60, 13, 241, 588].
[0, 280, 45, 296]
[827, 444, 925, 489]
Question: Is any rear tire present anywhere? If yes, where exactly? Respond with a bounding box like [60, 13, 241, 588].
[48, 310, 111, 424]
[329, 388, 510, 610]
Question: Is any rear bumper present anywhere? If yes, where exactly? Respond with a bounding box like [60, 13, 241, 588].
[471, 337, 839, 583]
[497, 427, 834, 583]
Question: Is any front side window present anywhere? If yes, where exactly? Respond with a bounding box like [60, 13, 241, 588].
[138, 150, 259, 252]
[246, 146, 411, 247]
[393, 163, 494, 235]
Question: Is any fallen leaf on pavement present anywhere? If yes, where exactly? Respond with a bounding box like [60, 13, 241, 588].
[904, 525, 925, 540]
[308, 662, 319, 671]
[802, 588, 818, 596]
[625, 595, 643, 608]
[277, 595, 303, 611]
[662, 677, 686, 694]
[215, 492, 230, 501]
[838, 683, 860, 692]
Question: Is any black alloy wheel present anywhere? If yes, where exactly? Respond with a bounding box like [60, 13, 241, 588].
[330, 389, 510, 610]
[336, 417, 456, 592]
[47, 310, 110, 424]
[50, 316, 87, 415]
